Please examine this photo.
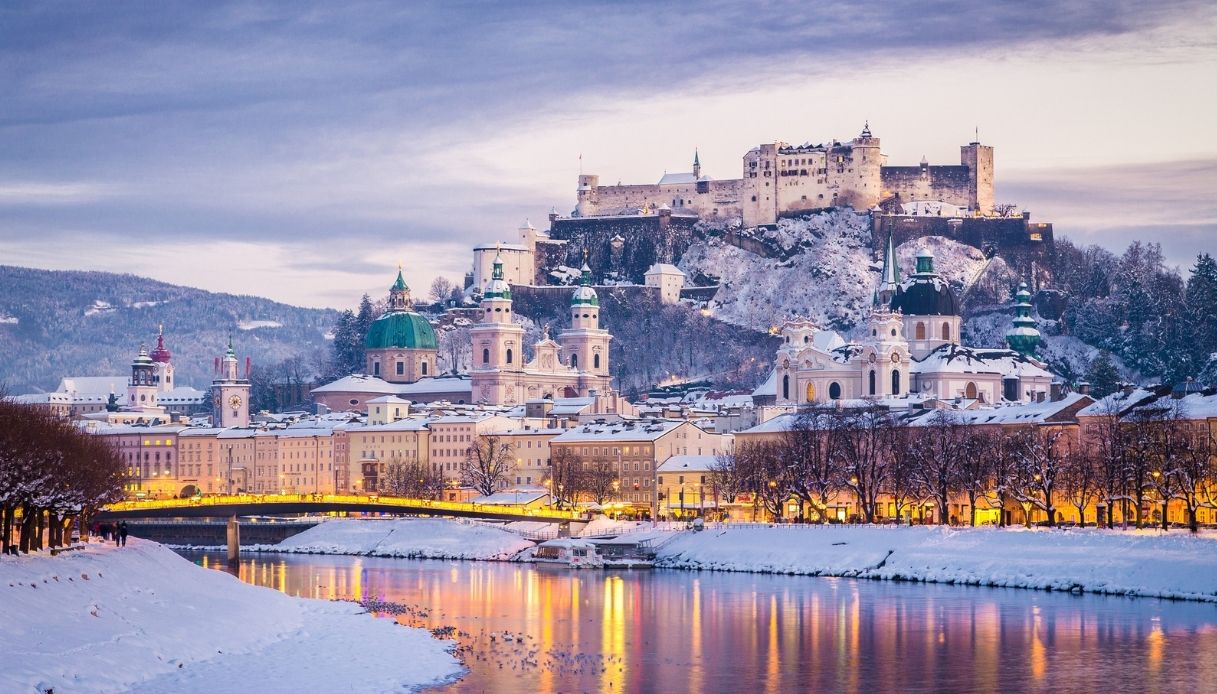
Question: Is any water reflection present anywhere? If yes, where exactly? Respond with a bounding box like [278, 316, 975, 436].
[184, 551, 1217, 693]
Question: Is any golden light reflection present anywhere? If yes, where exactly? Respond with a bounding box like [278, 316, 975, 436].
[1030, 606, 1046, 682]
[765, 593, 779, 693]
[600, 576, 625, 694]
[690, 579, 703, 693]
[1147, 619, 1164, 674]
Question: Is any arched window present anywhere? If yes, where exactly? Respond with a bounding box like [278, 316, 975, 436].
[942, 322, 950, 341]
[594, 354, 600, 369]
[482, 348, 489, 365]
[506, 348, 513, 364]
[421, 362, 428, 376]
[868, 370, 876, 395]
[805, 382, 816, 402]
[782, 374, 790, 400]
[891, 369, 901, 395]
[965, 382, 978, 399]
[915, 322, 926, 340]
[373, 362, 380, 376]
[829, 382, 842, 400]
[571, 353, 578, 368]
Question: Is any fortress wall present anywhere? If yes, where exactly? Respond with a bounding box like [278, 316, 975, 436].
[871, 214, 1054, 281]
[881, 165, 974, 209]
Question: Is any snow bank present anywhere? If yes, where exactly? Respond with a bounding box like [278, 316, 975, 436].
[656, 526, 1217, 602]
[0, 540, 461, 693]
[258, 518, 533, 560]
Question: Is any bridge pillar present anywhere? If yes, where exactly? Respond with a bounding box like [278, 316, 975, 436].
[226, 515, 240, 565]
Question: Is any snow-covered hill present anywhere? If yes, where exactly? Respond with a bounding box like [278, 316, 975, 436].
[680, 210, 1021, 340]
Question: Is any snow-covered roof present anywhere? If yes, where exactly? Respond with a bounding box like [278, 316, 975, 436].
[752, 369, 777, 397]
[657, 172, 711, 185]
[656, 454, 719, 473]
[645, 263, 685, 276]
[917, 393, 1093, 427]
[551, 419, 691, 443]
[911, 344, 1054, 379]
[354, 418, 430, 433]
[56, 376, 130, 396]
[367, 395, 411, 405]
[473, 243, 530, 252]
[311, 374, 472, 398]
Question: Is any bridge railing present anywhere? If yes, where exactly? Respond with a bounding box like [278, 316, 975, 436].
[104, 493, 588, 521]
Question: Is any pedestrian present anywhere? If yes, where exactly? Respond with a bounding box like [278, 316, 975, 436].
[118, 521, 129, 547]
[100, 522, 111, 541]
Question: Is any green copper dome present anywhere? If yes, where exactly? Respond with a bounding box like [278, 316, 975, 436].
[365, 311, 437, 350]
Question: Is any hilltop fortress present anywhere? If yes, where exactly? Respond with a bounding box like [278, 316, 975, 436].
[575, 123, 994, 227]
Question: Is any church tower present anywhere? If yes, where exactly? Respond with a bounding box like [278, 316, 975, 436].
[471, 251, 526, 404]
[127, 344, 159, 410]
[149, 325, 175, 393]
[559, 262, 612, 392]
[211, 337, 250, 428]
[1005, 282, 1041, 355]
[877, 231, 900, 306]
[860, 308, 910, 398]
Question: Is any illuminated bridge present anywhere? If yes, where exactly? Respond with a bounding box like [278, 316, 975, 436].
[98, 493, 587, 524]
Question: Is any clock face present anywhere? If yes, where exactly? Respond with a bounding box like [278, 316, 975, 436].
[229, 394, 243, 409]
[891, 353, 901, 364]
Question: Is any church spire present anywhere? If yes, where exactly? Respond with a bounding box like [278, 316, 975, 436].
[388, 265, 413, 311]
[878, 231, 900, 305]
[693, 149, 701, 179]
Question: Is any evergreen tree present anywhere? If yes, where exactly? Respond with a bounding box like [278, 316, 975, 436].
[329, 309, 360, 377]
[1085, 350, 1121, 398]
[1185, 253, 1217, 372]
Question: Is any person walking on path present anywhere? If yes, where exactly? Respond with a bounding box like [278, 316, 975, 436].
[118, 521, 129, 547]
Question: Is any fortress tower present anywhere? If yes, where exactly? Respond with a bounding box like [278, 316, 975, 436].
[961, 139, 994, 215]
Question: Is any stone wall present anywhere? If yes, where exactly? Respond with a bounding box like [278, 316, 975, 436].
[880, 165, 974, 210]
[871, 213, 1054, 281]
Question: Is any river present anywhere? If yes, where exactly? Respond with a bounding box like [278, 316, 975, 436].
[180, 550, 1217, 693]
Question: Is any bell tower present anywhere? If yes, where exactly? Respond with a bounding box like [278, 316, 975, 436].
[127, 344, 158, 410]
[211, 336, 251, 428]
[559, 261, 612, 390]
[470, 250, 526, 404]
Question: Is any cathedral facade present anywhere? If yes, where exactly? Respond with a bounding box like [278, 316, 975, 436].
[775, 236, 1053, 407]
[470, 253, 612, 405]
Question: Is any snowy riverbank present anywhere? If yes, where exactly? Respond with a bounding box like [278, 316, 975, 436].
[251, 517, 533, 560]
[654, 525, 1217, 602]
[0, 540, 462, 693]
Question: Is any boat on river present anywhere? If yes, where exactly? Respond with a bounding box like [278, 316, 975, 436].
[531, 538, 654, 568]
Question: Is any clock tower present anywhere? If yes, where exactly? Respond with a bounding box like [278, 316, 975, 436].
[211, 336, 251, 428]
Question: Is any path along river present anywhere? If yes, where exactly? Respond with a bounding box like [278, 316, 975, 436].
[180, 550, 1217, 693]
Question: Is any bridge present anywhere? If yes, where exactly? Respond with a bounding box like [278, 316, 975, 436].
[99, 493, 587, 524]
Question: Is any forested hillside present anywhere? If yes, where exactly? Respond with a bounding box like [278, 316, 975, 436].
[0, 266, 337, 393]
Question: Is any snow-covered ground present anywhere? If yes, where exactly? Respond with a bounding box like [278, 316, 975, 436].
[655, 525, 1217, 602]
[255, 517, 533, 560]
[0, 540, 461, 693]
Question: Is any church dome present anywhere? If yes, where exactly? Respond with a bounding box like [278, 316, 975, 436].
[889, 249, 958, 317]
[365, 311, 437, 350]
[571, 262, 598, 306]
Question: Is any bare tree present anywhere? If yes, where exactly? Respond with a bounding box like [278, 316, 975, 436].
[733, 440, 788, 521]
[710, 451, 746, 505]
[1011, 427, 1067, 527]
[1085, 399, 1131, 528]
[1172, 423, 1216, 533]
[909, 410, 966, 525]
[955, 425, 995, 527]
[429, 276, 455, 303]
[1059, 445, 1100, 527]
[884, 421, 923, 524]
[382, 456, 444, 499]
[783, 412, 839, 521]
[459, 435, 515, 496]
[833, 407, 891, 524]
[582, 459, 619, 505]
[547, 447, 584, 508]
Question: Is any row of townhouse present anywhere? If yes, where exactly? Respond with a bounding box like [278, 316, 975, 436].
[727, 387, 1217, 526]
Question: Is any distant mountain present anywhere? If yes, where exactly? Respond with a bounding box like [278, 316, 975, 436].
[0, 266, 339, 393]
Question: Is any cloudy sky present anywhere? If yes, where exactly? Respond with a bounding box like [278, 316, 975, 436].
[2, 1, 1215, 308]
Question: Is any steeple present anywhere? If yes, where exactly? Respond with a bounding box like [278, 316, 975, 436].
[693, 149, 701, 179]
[1006, 282, 1041, 355]
[151, 324, 172, 363]
[482, 248, 512, 300]
[878, 232, 900, 305]
[861, 120, 872, 139]
[388, 266, 413, 311]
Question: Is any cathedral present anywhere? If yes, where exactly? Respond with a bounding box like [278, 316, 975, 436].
[774, 234, 1053, 406]
[470, 252, 613, 405]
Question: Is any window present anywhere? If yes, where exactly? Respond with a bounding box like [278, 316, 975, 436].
[782, 375, 790, 400]
[421, 362, 428, 375]
[373, 362, 380, 376]
[942, 323, 950, 341]
[593, 354, 600, 369]
[915, 322, 926, 340]
[829, 382, 842, 400]
[805, 382, 816, 402]
[571, 354, 578, 368]
[396, 361, 404, 375]
[506, 348, 513, 364]
[482, 348, 490, 365]
[869, 370, 876, 395]
[892, 370, 901, 395]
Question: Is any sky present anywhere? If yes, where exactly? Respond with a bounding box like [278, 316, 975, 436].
[1, 1, 1215, 309]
